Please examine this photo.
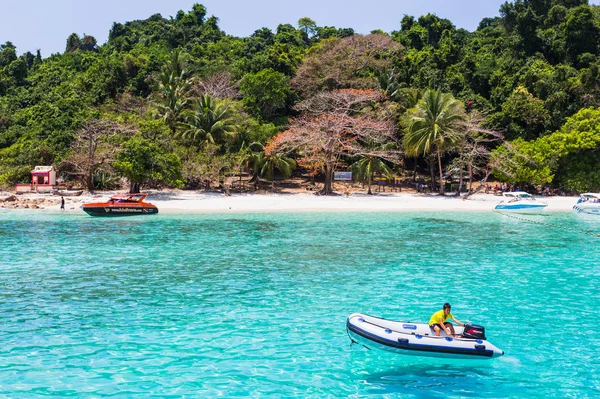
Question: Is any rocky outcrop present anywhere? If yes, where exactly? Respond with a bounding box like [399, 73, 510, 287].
[0, 194, 17, 202]
[0, 195, 62, 209]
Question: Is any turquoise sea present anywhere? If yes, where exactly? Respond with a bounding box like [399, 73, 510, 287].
[0, 210, 599, 398]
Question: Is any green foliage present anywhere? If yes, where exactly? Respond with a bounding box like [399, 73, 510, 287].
[66, 33, 82, 53]
[490, 139, 555, 185]
[114, 134, 183, 190]
[495, 85, 550, 140]
[402, 89, 465, 157]
[0, 43, 17, 68]
[556, 152, 600, 192]
[565, 5, 599, 62]
[234, 121, 280, 150]
[2, 2, 600, 192]
[403, 89, 465, 194]
[155, 49, 190, 134]
[176, 142, 237, 189]
[351, 143, 394, 195]
[240, 68, 292, 120]
[298, 17, 317, 38]
[181, 94, 237, 145]
[492, 107, 600, 190]
[257, 151, 296, 191]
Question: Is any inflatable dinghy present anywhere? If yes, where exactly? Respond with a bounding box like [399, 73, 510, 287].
[347, 313, 504, 359]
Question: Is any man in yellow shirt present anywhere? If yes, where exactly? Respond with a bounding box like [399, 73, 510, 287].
[429, 303, 465, 337]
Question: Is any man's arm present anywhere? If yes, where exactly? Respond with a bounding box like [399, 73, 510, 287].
[452, 317, 465, 326]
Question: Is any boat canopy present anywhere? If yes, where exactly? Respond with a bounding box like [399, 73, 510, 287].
[580, 193, 600, 199]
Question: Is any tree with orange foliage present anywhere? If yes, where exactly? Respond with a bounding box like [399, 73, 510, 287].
[271, 89, 400, 195]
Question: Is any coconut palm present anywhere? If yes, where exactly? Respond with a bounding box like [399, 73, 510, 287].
[257, 151, 296, 192]
[155, 49, 190, 135]
[351, 142, 396, 195]
[181, 94, 237, 145]
[402, 89, 465, 194]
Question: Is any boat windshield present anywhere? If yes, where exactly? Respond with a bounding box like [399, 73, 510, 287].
[109, 194, 146, 203]
[504, 192, 532, 199]
[581, 194, 600, 203]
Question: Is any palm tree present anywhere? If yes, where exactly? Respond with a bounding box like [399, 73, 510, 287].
[155, 49, 190, 135]
[181, 94, 237, 145]
[351, 142, 395, 195]
[402, 89, 465, 194]
[257, 151, 296, 192]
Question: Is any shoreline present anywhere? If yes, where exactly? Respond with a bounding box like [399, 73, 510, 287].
[0, 190, 580, 214]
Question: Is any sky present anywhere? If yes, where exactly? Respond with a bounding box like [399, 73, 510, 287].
[1, 0, 599, 56]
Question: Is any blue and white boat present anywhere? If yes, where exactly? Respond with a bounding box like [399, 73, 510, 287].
[494, 192, 547, 215]
[347, 313, 504, 359]
[573, 193, 600, 215]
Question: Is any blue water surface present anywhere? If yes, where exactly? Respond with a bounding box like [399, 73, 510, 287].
[0, 210, 599, 398]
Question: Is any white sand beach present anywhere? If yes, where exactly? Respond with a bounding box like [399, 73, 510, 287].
[1, 190, 579, 213]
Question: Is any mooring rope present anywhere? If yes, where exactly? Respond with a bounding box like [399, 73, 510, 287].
[494, 211, 600, 238]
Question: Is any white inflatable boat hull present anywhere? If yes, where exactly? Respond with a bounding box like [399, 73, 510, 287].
[347, 313, 504, 359]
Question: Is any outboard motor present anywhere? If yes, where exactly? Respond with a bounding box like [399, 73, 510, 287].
[462, 324, 486, 340]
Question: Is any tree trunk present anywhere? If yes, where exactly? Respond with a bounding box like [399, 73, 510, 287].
[271, 164, 275, 192]
[456, 156, 464, 197]
[129, 182, 140, 194]
[427, 157, 436, 193]
[468, 163, 473, 193]
[367, 172, 372, 195]
[85, 170, 95, 191]
[412, 160, 417, 183]
[461, 169, 493, 200]
[319, 163, 334, 195]
[437, 147, 444, 195]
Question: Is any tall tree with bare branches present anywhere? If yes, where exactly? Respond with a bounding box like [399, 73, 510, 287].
[449, 112, 504, 195]
[61, 119, 135, 191]
[194, 72, 240, 99]
[271, 89, 399, 195]
[292, 34, 403, 96]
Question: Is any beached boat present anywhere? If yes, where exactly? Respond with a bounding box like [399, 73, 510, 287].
[494, 192, 547, 215]
[54, 189, 83, 197]
[347, 313, 504, 359]
[81, 193, 158, 216]
[573, 193, 600, 215]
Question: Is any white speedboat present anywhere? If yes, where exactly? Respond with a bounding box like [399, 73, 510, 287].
[494, 192, 547, 215]
[573, 193, 600, 215]
[347, 313, 503, 359]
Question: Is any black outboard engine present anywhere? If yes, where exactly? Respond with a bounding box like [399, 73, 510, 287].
[462, 324, 486, 340]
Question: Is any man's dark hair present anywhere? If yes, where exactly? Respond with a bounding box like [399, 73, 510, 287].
[443, 303, 451, 309]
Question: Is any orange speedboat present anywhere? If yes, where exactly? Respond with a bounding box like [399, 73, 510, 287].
[81, 193, 159, 216]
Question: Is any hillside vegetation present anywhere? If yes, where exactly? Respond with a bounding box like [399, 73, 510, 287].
[1, 1, 600, 193]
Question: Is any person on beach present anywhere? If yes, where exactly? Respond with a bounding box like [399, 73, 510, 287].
[60, 196, 65, 210]
[429, 303, 465, 337]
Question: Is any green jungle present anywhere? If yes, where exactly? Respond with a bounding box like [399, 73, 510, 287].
[1, 0, 600, 195]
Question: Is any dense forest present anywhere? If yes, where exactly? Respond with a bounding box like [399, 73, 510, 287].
[1, 0, 600, 194]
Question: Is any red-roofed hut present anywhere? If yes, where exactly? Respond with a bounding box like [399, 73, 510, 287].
[15, 166, 57, 193]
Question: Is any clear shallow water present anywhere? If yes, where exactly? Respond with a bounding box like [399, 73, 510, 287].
[0, 210, 599, 398]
